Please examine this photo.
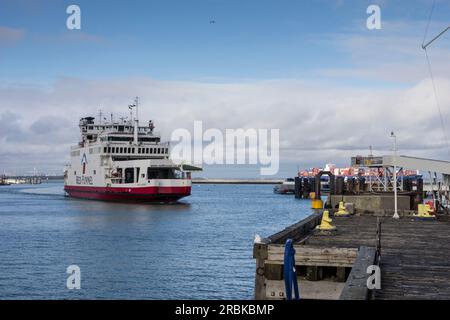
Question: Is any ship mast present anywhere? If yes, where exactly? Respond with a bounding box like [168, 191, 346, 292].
[128, 97, 140, 145]
[135, 97, 139, 145]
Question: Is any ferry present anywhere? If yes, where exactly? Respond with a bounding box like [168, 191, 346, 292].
[64, 98, 201, 202]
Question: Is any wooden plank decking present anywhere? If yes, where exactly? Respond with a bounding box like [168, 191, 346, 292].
[303, 215, 450, 299]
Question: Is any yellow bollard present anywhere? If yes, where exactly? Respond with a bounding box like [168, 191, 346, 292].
[413, 204, 436, 220]
[311, 199, 323, 209]
[335, 201, 350, 217]
[316, 210, 336, 231]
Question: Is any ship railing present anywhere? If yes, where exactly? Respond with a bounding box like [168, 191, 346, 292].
[110, 178, 124, 184]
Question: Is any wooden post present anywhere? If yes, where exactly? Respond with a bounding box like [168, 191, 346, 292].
[253, 243, 268, 300]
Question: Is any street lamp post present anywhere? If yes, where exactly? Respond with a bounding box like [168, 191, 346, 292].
[391, 132, 399, 219]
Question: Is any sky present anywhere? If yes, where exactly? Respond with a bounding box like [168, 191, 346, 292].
[0, 0, 450, 177]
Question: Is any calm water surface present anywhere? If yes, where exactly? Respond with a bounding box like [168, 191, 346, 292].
[0, 182, 313, 299]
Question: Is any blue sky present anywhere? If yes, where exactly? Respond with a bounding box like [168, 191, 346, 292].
[1, 0, 450, 176]
[1, 0, 447, 84]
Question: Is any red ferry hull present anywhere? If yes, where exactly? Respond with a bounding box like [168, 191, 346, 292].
[64, 185, 191, 202]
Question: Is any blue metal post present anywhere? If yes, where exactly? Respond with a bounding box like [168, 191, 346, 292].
[284, 239, 300, 300]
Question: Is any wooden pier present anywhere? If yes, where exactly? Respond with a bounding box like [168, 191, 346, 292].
[253, 211, 450, 300]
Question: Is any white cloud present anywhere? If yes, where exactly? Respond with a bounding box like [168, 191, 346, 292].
[1, 75, 449, 175]
[1, 17, 450, 176]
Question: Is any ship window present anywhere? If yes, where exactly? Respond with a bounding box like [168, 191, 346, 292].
[93, 170, 96, 175]
[124, 168, 134, 183]
[138, 148, 141, 154]
[146, 148, 149, 154]
[104, 147, 107, 153]
[132, 148, 135, 153]
[150, 148, 153, 154]
[157, 148, 161, 154]
[118, 126, 124, 132]
[165, 148, 169, 154]
[147, 168, 173, 179]
[120, 147, 123, 153]
[147, 168, 159, 179]
[128, 148, 131, 153]
[88, 126, 93, 130]
[107, 147, 111, 153]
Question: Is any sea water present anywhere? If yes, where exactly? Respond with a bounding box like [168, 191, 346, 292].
[0, 181, 313, 299]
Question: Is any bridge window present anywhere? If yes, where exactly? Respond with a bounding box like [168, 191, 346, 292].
[147, 168, 159, 179]
[147, 168, 175, 179]
[124, 168, 134, 183]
